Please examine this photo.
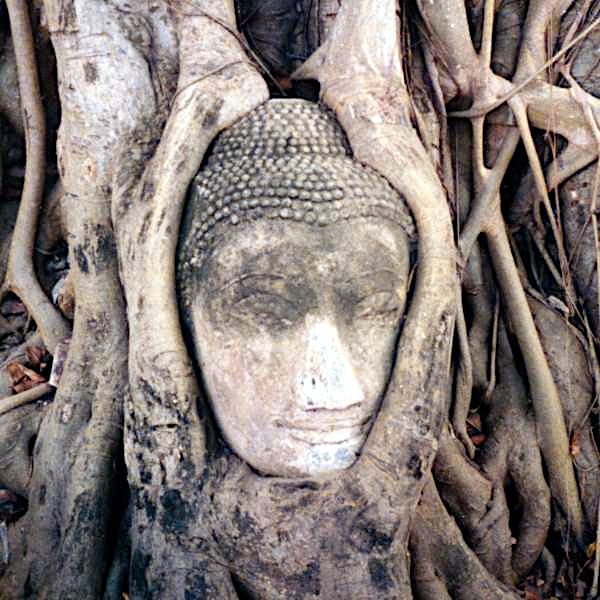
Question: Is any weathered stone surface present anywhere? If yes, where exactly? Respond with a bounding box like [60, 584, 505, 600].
[178, 99, 415, 309]
[178, 99, 413, 478]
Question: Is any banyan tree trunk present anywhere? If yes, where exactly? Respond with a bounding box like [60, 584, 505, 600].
[0, 0, 599, 598]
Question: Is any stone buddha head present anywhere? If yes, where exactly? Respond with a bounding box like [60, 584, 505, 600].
[178, 100, 414, 478]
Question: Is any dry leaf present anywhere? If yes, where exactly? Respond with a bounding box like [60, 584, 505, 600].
[587, 542, 596, 559]
[570, 429, 582, 457]
[25, 346, 45, 371]
[7, 361, 47, 393]
[470, 433, 487, 446]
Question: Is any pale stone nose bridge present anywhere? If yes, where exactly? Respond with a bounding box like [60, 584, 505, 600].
[296, 317, 364, 411]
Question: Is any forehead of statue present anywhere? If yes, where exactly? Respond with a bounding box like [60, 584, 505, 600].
[197, 218, 409, 291]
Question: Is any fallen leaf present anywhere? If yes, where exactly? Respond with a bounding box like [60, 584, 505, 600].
[470, 434, 487, 446]
[25, 346, 45, 371]
[7, 361, 47, 393]
[587, 542, 596, 559]
[570, 429, 582, 457]
[524, 585, 542, 600]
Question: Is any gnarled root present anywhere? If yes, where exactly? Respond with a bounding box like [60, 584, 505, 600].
[410, 476, 519, 599]
[434, 425, 515, 583]
[0, 402, 46, 497]
[479, 320, 552, 578]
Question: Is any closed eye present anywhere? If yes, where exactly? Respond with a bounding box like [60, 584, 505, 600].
[232, 288, 302, 326]
[354, 291, 401, 319]
[234, 288, 297, 310]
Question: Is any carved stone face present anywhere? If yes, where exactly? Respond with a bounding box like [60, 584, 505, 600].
[188, 218, 410, 477]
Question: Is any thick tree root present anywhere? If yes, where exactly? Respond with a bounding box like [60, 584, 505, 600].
[434, 425, 515, 583]
[101, 0, 269, 594]
[292, 0, 457, 589]
[411, 476, 519, 599]
[479, 322, 552, 578]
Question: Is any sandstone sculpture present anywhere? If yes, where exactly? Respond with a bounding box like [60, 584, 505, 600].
[178, 99, 414, 478]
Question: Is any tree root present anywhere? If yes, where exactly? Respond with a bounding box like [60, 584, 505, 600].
[453, 291, 476, 459]
[1, 0, 69, 353]
[0, 383, 52, 418]
[530, 298, 600, 531]
[1, 1, 596, 598]
[111, 1, 269, 594]
[0, 1, 135, 594]
[0, 401, 46, 497]
[486, 218, 583, 540]
[433, 425, 515, 583]
[410, 476, 519, 599]
[476, 319, 556, 579]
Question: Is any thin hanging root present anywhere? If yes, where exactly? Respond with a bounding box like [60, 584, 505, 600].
[510, 98, 574, 308]
[472, 116, 486, 183]
[459, 129, 520, 262]
[2, 0, 69, 354]
[486, 214, 584, 542]
[480, 0, 495, 67]
[484, 292, 499, 404]
[509, 98, 560, 239]
[529, 228, 563, 290]
[453, 288, 476, 459]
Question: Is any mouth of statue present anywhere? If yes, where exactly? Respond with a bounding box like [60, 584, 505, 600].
[275, 414, 372, 446]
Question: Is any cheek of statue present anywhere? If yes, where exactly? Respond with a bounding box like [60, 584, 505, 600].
[188, 221, 408, 478]
[195, 315, 385, 477]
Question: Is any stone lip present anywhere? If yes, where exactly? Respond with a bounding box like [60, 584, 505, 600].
[275, 408, 371, 444]
[286, 424, 370, 446]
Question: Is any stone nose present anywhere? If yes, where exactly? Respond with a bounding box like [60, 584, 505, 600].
[296, 317, 364, 412]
